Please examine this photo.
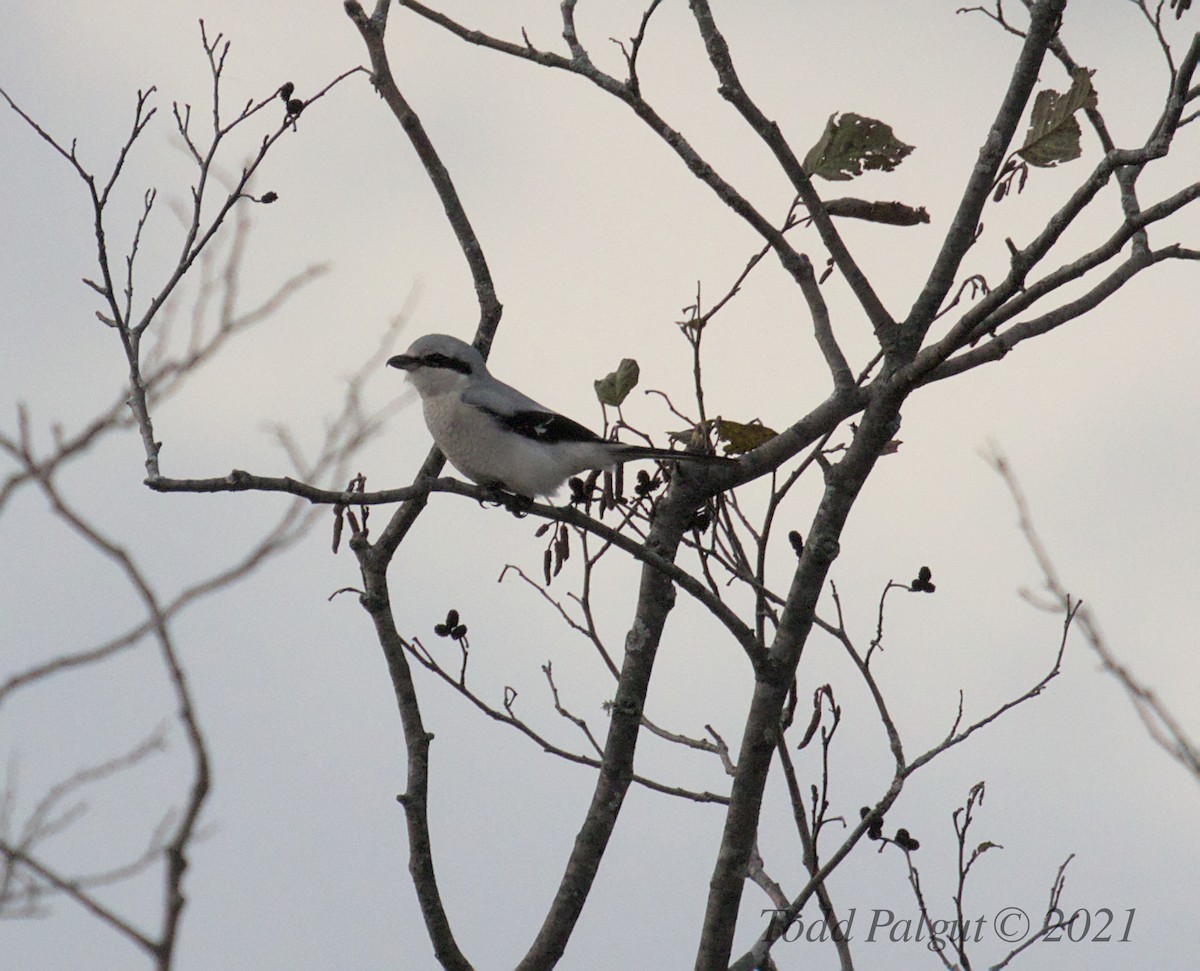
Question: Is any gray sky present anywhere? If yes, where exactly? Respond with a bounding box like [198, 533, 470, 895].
[2, 2, 1198, 969]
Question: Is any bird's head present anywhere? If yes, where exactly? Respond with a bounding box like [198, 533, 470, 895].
[388, 333, 485, 397]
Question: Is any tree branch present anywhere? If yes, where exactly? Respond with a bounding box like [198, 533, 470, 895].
[698, 392, 906, 969]
[903, 0, 1068, 351]
[393, 0, 855, 388]
[686, 0, 894, 353]
[0, 843, 158, 954]
[517, 486, 696, 968]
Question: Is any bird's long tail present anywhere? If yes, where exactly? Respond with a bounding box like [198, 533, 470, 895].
[614, 445, 737, 465]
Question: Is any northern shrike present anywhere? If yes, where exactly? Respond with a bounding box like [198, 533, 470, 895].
[388, 333, 733, 498]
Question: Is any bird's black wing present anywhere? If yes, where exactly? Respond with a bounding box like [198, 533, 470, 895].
[479, 406, 604, 445]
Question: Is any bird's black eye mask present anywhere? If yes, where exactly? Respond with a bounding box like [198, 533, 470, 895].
[422, 352, 472, 374]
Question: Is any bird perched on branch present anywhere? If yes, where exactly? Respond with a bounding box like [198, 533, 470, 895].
[388, 333, 734, 498]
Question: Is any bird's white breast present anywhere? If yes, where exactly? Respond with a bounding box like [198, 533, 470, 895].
[421, 389, 614, 496]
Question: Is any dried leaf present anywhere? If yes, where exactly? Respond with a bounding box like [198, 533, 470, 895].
[715, 417, 778, 455]
[796, 700, 822, 750]
[1017, 68, 1096, 168]
[594, 358, 640, 407]
[804, 112, 914, 182]
[332, 506, 345, 554]
[822, 197, 929, 225]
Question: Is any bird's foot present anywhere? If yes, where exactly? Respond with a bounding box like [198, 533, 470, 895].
[503, 492, 534, 518]
[477, 484, 533, 517]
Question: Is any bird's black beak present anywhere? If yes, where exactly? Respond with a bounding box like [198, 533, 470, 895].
[387, 354, 418, 371]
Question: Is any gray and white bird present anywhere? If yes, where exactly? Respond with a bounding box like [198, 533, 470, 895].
[388, 333, 733, 498]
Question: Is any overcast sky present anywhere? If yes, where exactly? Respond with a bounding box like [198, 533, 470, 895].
[2, 2, 1198, 969]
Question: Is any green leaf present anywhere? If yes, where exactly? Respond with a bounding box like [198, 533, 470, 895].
[593, 358, 640, 407]
[715, 417, 777, 455]
[803, 112, 915, 181]
[1017, 68, 1097, 168]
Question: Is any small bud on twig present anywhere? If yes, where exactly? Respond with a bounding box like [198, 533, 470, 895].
[434, 608, 466, 640]
[788, 530, 804, 557]
[909, 565, 936, 593]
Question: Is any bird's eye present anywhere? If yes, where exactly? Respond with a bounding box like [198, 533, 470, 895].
[422, 352, 471, 375]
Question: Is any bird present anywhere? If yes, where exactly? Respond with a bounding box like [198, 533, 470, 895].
[387, 333, 735, 498]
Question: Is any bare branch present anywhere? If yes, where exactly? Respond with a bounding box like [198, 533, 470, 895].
[543, 663, 603, 756]
[401, 636, 728, 804]
[990, 450, 1200, 779]
[395, 0, 854, 388]
[687, 0, 893, 353]
[774, 735, 854, 970]
[904, 0, 1068, 348]
[904, 600, 1074, 777]
[0, 843, 157, 954]
[989, 854, 1076, 969]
